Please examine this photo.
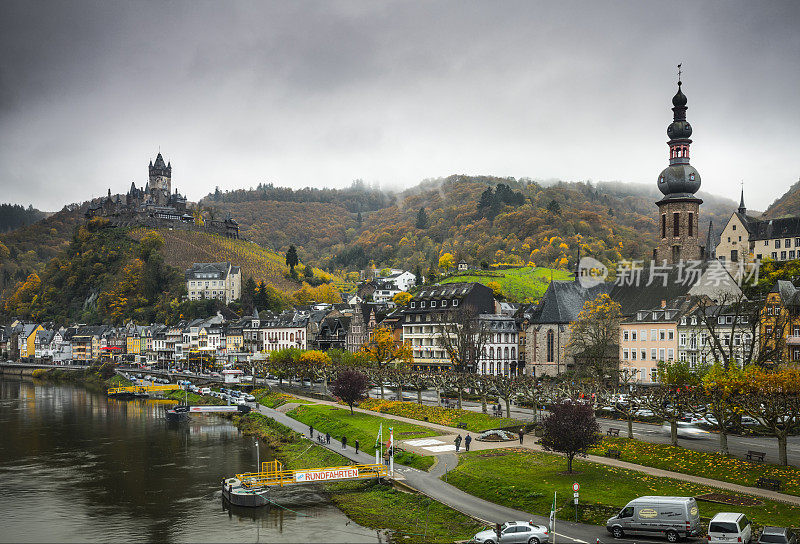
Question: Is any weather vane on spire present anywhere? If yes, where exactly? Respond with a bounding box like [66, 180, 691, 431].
[677, 63, 682, 85]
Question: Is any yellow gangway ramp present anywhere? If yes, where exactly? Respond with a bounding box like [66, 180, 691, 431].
[108, 384, 181, 395]
[236, 459, 388, 488]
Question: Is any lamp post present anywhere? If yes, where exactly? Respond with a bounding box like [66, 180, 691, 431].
[255, 440, 260, 473]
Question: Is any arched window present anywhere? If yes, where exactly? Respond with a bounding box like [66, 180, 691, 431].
[489, 362, 494, 374]
[511, 347, 516, 359]
[290, 333, 294, 342]
[489, 347, 495, 359]
[504, 347, 509, 360]
[482, 362, 486, 374]
[546, 330, 555, 363]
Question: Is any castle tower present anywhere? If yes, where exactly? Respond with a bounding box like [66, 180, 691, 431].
[654, 73, 702, 264]
[148, 152, 172, 205]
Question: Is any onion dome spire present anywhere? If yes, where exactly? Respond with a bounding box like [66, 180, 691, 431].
[657, 65, 701, 201]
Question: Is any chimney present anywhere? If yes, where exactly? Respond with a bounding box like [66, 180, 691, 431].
[661, 300, 666, 308]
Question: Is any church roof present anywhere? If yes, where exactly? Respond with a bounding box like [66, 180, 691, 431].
[530, 280, 611, 324]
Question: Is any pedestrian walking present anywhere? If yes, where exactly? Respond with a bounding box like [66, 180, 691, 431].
[342, 435, 347, 449]
[464, 434, 472, 452]
[518, 427, 525, 444]
[355, 439, 360, 454]
[309, 425, 314, 438]
[325, 432, 331, 444]
[454, 434, 462, 452]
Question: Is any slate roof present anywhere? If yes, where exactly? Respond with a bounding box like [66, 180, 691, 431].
[185, 262, 239, 281]
[530, 281, 611, 324]
[746, 216, 800, 241]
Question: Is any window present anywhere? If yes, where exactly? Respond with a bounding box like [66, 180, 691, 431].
[772, 252, 778, 260]
[546, 330, 555, 363]
[430, 301, 436, 308]
[631, 350, 637, 360]
[733, 224, 736, 231]
[650, 329, 657, 340]
[787, 239, 792, 248]
[641, 349, 647, 360]
[659, 348, 665, 361]
[441, 300, 447, 307]
[776, 239, 781, 249]
[420, 301, 426, 308]
[410, 302, 415, 308]
[667, 348, 674, 361]
[668, 330, 674, 340]
[679, 351, 687, 361]
[688, 212, 694, 236]
[659, 329, 666, 341]
[452, 300, 458, 307]
[782, 251, 787, 260]
[619, 507, 634, 518]
[651, 348, 657, 360]
[679, 333, 686, 347]
[631, 330, 637, 341]
[673, 212, 680, 237]
[661, 214, 666, 238]
[641, 329, 646, 341]
[791, 251, 796, 260]
[623, 330, 629, 341]
[651, 368, 659, 382]
[796, 238, 800, 247]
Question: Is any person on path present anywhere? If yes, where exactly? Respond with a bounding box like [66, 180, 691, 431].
[454, 434, 462, 452]
[355, 439, 360, 454]
[325, 432, 331, 444]
[342, 435, 347, 449]
[309, 425, 314, 438]
[518, 427, 525, 445]
[464, 434, 472, 452]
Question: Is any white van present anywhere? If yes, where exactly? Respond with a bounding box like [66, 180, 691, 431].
[200, 388, 211, 395]
[708, 513, 752, 544]
[607, 496, 701, 542]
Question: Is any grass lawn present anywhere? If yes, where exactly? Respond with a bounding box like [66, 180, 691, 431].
[233, 413, 482, 543]
[253, 389, 314, 409]
[287, 404, 437, 471]
[441, 266, 572, 301]
[445, 448, 800, 529]
[590, 437, 800, 497]
[359, 398, 522, 433]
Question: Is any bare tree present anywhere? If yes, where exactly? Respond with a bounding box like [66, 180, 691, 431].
[493, 375, 520, 418]
[467, 373, 495, 414]
[435, 308, 490, 374]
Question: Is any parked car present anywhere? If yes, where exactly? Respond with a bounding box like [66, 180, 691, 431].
[757, 527, 797, 544]
[607, 496, 700, 542]
[633, 409, 655, 417]
[708, 513, 752, 544]
[472, 520, 549, 544]
[200, 387, 211, 395]
[242, 375, 253, 382]
[245, 394, 256, 402]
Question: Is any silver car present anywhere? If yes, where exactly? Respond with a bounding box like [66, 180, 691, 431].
[472, 521, 550, 544]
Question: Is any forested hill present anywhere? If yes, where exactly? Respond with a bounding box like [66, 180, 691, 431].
[762, 177, 800, 219]
[0, 203, 49, 232]
[201, 176, 738, 273]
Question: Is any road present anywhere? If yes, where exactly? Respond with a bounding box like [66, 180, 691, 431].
[104, 365, 800, 467]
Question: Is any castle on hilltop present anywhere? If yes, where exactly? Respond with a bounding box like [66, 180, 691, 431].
[86, 152, 239, 238]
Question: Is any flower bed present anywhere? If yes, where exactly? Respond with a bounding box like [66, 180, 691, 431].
[359, 398, 522, 433]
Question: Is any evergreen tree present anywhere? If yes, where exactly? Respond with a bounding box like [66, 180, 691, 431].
[414, 265, 423, 286]
[415, 207, 429, 229]
[285, 245, 299, 272]
[356, 211, 363, 226]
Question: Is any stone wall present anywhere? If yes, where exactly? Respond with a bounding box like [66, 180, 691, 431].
[525, 323, 573, 377]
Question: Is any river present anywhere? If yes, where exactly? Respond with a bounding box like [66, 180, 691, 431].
[0, 377, 384, 543]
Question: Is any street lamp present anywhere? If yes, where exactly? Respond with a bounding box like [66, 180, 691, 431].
[255, 439, 260, 473]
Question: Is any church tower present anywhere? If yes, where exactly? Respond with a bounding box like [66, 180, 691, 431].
[654, 72, 702, 264]
[148, 152, 172, 205]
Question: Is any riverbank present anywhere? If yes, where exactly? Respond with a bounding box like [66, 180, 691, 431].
[30, 364, 129, 389]
[231, 411, 483, 543]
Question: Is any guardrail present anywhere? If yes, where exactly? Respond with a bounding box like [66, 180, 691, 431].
[108, 384, 181, 395]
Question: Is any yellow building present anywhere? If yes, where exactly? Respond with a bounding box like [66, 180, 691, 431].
[759, 280, 800, 364]
[19, 324, 44, 359]
[126, 335, 141, 355]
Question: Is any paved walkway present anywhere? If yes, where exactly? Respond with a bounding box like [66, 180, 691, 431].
[276, 390, 800, 506]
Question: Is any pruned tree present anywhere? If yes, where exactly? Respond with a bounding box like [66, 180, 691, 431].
[540, 401, 600, 473]
[493, 375, 520, 418]
[299, 349, 332, 393]
[568, 294, 622, 381]
[701, 363, 747, 455]
[643, 360, 706, 446]
[331, 369, 371, 415]
[407, 372, 430, 404]
[467, 373, 495, 414]
[516, 375, 543, 422]
[737, 365, 800, 465]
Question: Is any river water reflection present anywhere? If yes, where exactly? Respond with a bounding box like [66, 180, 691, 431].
[0, 377, 383, 543]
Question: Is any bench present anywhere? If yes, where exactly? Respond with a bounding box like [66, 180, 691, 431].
[756, 477, 781, 491]
[746, 450, 766, 462]
[457, 422, 469, 430]
[607, 427, 620, 437]
[606, 448, 622, 459]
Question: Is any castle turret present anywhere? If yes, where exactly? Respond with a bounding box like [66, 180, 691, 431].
[148, 152, 172, 205]
[654, 70, 703, 264]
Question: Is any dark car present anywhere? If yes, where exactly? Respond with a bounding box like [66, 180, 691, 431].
[758, 528, 797, 544]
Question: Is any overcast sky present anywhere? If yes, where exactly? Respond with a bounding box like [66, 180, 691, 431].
[1, 1, 798, 211]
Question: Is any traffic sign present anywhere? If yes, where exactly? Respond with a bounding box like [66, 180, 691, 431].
[572, 482, 580, 492]
[574, 497, 579, 505]
[573, 491, 579, 498]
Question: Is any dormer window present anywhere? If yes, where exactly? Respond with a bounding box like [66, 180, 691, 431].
[421, 301, 426, 308]
[441, 300, 447, 307]
[689, 173, 695, 181]
[431, 301, 436, 308]
[410, 302, 415, 308]
[453, 300, 459, 307]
